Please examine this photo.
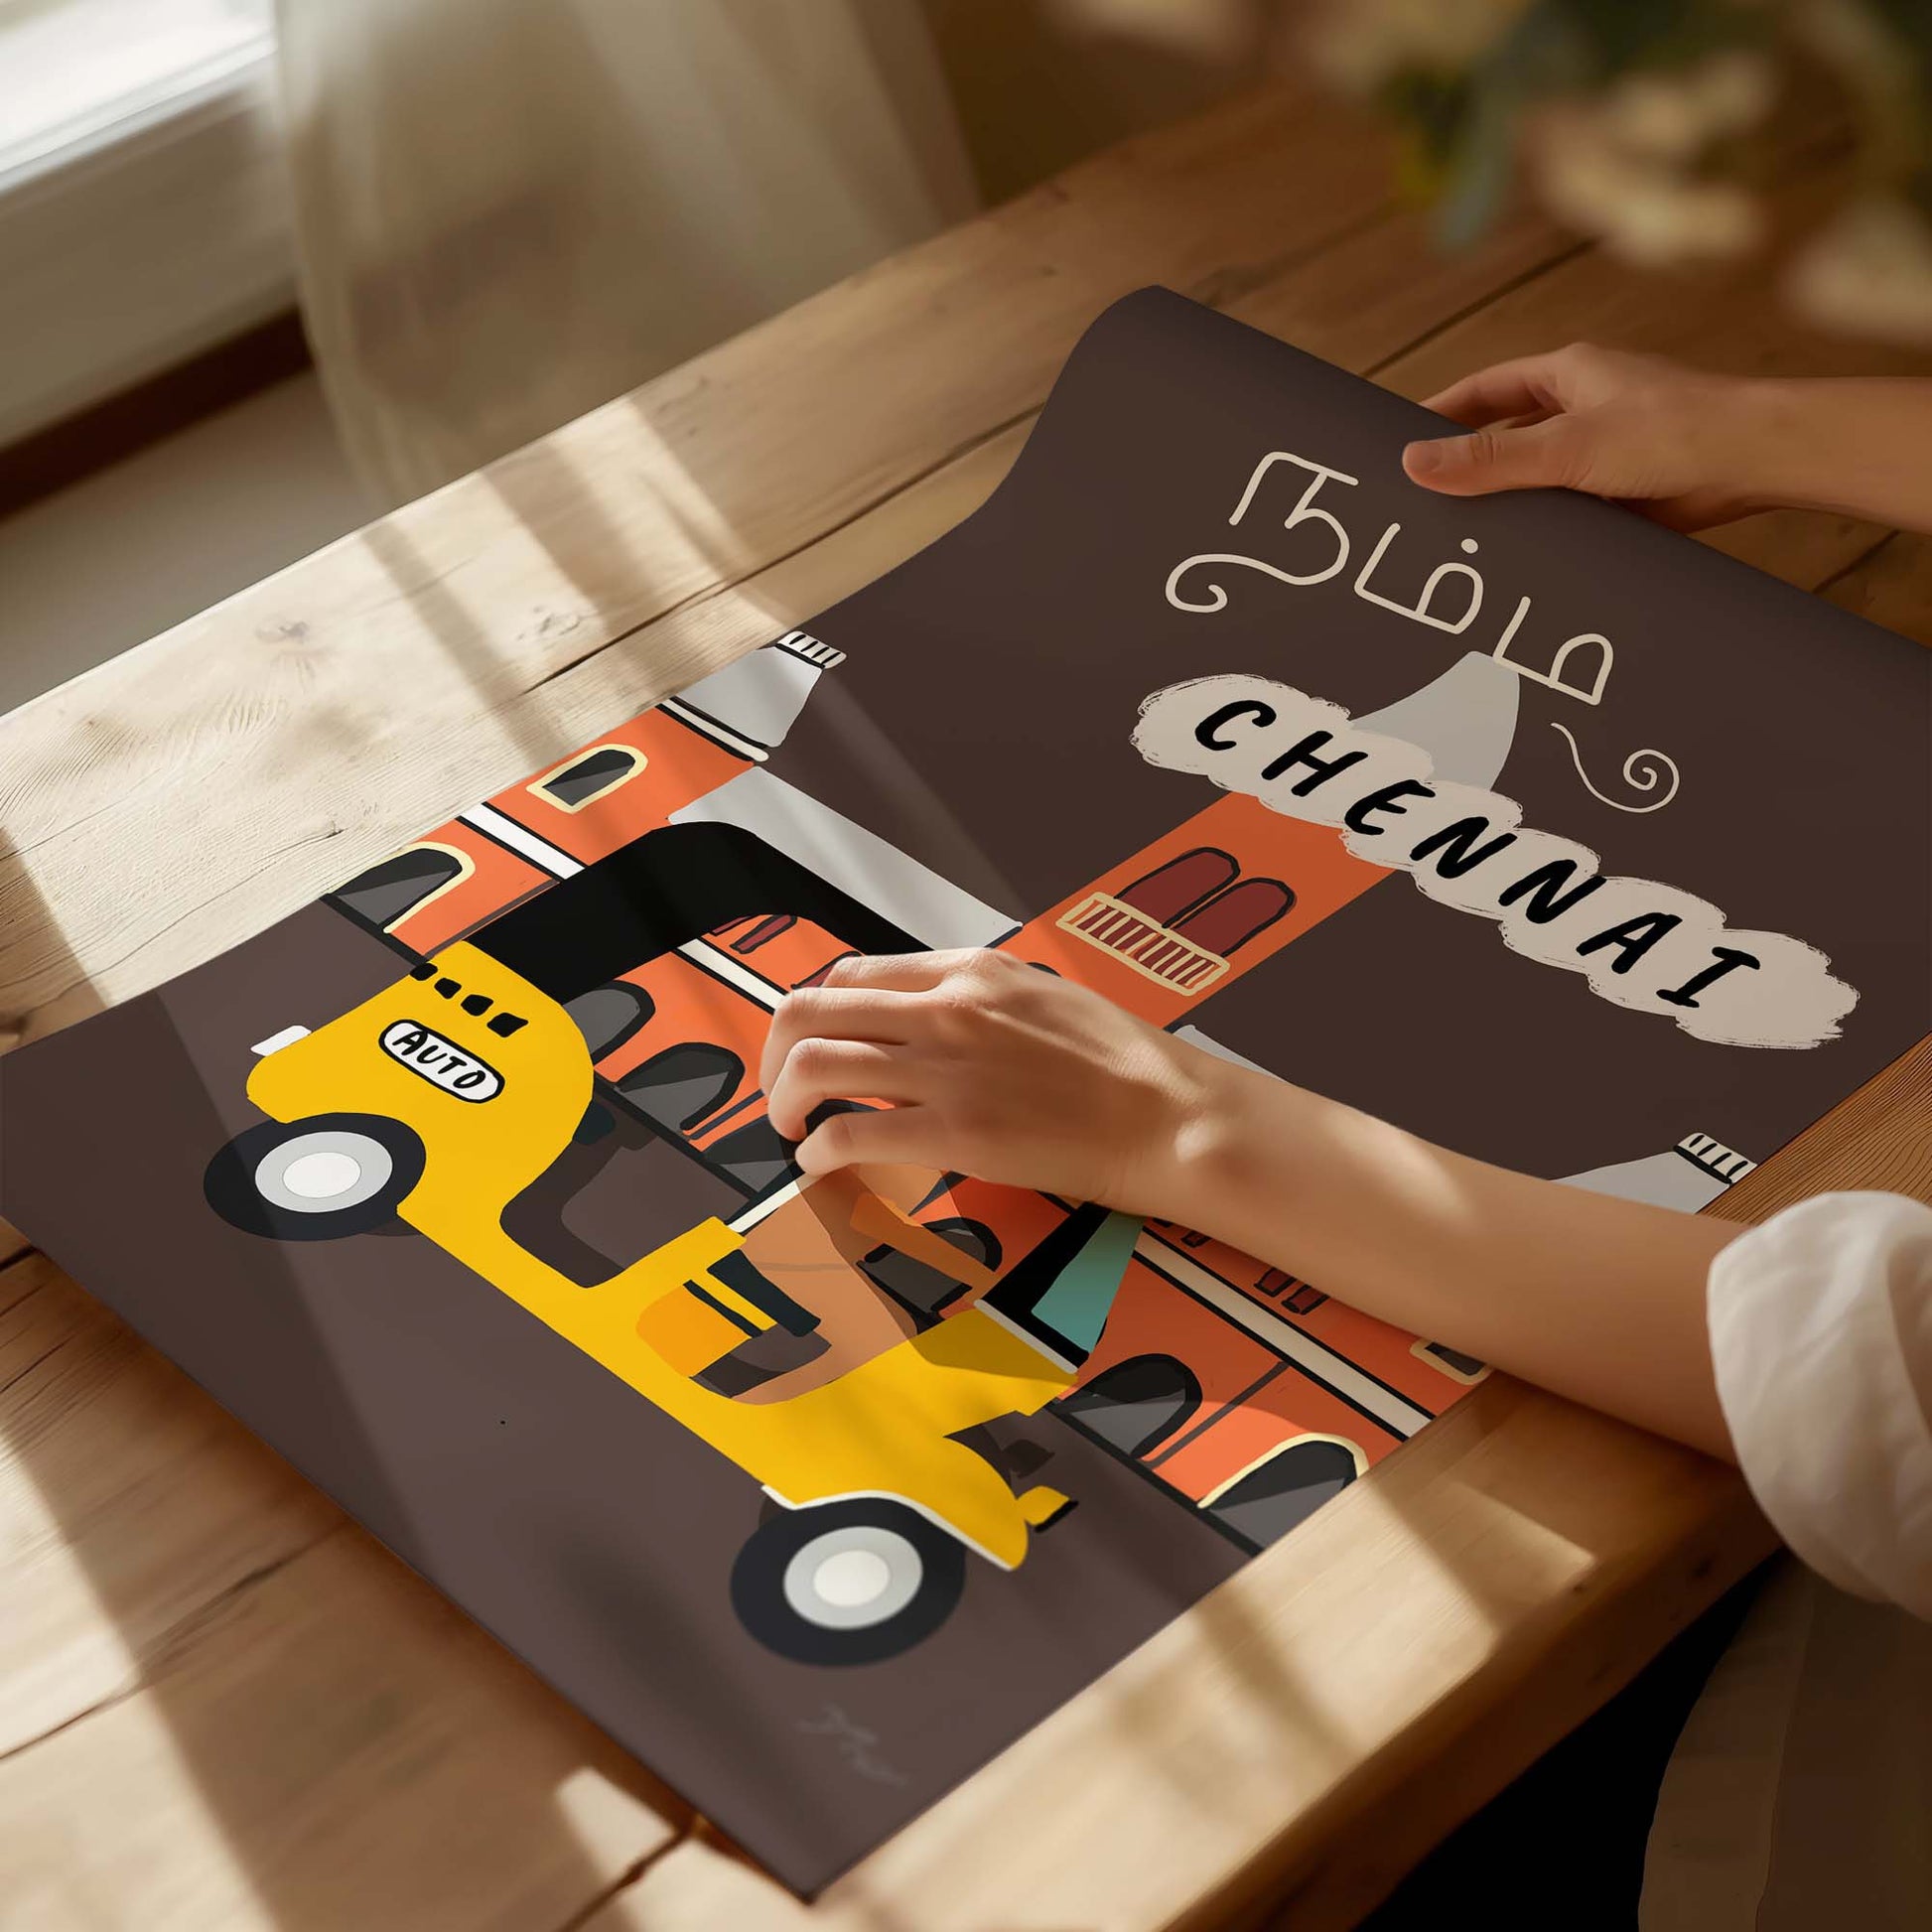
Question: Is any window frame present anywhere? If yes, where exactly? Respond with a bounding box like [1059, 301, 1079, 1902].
[0, 3, 291, 449]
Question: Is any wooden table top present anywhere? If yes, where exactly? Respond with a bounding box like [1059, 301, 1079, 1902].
[3, 75, 1929, 1932]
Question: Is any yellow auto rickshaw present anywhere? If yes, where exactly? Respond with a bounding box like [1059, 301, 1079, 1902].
[206, 822, 1139, 1662]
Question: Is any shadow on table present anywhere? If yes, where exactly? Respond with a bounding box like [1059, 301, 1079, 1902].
[1352, 1568, 1763, 1932]
[353, 424, 803, 808]
[0, 860, 691, 1930]
[484, 419, 822, 706]
[1270, 1374, 1762, 1927]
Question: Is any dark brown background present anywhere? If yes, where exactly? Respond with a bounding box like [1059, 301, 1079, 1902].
[3, 290, 1927, 1894]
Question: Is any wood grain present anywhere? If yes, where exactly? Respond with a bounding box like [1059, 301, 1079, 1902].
[0, 1505, 687, 1932]
[0, 72, 1927, 1932]
[0, 1251, 335, 1758]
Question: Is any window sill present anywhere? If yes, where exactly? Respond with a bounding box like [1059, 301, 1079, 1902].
[0, 30, 293, 451]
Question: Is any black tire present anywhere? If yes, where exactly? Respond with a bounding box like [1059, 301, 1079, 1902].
[730, 1497, 966, 1666]
[204, 1112, 427, 1242]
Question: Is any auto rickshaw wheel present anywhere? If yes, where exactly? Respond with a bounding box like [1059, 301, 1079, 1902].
[204, 1112, 427, 1242]
[730, 1497, 966, 1666]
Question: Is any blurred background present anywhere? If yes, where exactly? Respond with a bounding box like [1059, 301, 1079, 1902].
[0, 0, 1285, 712]
[1, 0, 1926, 713]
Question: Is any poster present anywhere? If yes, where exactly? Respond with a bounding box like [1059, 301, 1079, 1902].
[3, 290, 1926, 1894]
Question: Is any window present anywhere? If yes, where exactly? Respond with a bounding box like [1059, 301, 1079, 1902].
[1171, 876, 1294, 957]
[1413, 1338, 1489, 1385]
[528, 744, 647, 812]
[1115, 850, 1295, 953]
[714, 912, 797, 955]
[1059, 846, 1297, 993]
[0, 0, 287, 446]
[1203, 1437, 1362, 1549]
[1115, 848, 1238, 926]
[1058, 1355, 1201, 1458]
[1, 0, 272, 177]
[330, 842, 474, 932]
[563, 982, 655, 1062]
[617, 1041, 747, 1136]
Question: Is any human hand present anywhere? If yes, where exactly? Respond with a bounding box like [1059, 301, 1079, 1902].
[1401, 343, 1769, 530]
[759, 949, 1742, 1460]
[759, 949, 1228, 1210]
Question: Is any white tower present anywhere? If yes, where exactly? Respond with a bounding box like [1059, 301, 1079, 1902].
[1561, 1132, 1758, 1212]
[660, 628, 845, 757]
[1353, 649, 1522, 790]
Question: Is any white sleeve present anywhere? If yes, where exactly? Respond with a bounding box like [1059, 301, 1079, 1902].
[1708, 1192, 1932, 1618]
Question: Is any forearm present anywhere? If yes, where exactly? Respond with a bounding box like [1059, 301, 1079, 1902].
[1149, 1063, 1741, 1459]
[1721, 377, 1932, 533]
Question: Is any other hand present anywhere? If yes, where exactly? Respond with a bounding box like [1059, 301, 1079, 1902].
[1402, 343, 1765, 530]
[759, 949, 1225, 1209]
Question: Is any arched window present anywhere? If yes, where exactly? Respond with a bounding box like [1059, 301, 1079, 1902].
[1173, 877, 1295, 956]
[1057, 1354, 1201, 1457]
[1116, 848, 1238, 925]
[1061, 849, 1297, 995]
[527, 744, 645, 812]
[702, 1114, 795, 1196]
[1203, 1436, 1362, 1549]
[563, 982, 656, 1061]
[330, 841, 473, 931]
[616, 1041, 745, 1134]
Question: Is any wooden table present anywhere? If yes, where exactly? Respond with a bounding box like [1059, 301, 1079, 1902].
[3, 75, 1929, 1932]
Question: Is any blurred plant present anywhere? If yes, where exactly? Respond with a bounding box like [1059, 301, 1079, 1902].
[1064, 0, 1932, 345]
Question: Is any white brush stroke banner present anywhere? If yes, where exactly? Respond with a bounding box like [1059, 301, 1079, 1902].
[1133, 675, 1858, 1050]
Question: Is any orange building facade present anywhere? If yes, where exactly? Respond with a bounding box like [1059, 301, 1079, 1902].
[326, 630, 1485, 1553]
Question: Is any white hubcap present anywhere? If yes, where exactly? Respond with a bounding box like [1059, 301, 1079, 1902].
[781, 1522, 924, 1630]
[253, 1130, 394, 1215]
